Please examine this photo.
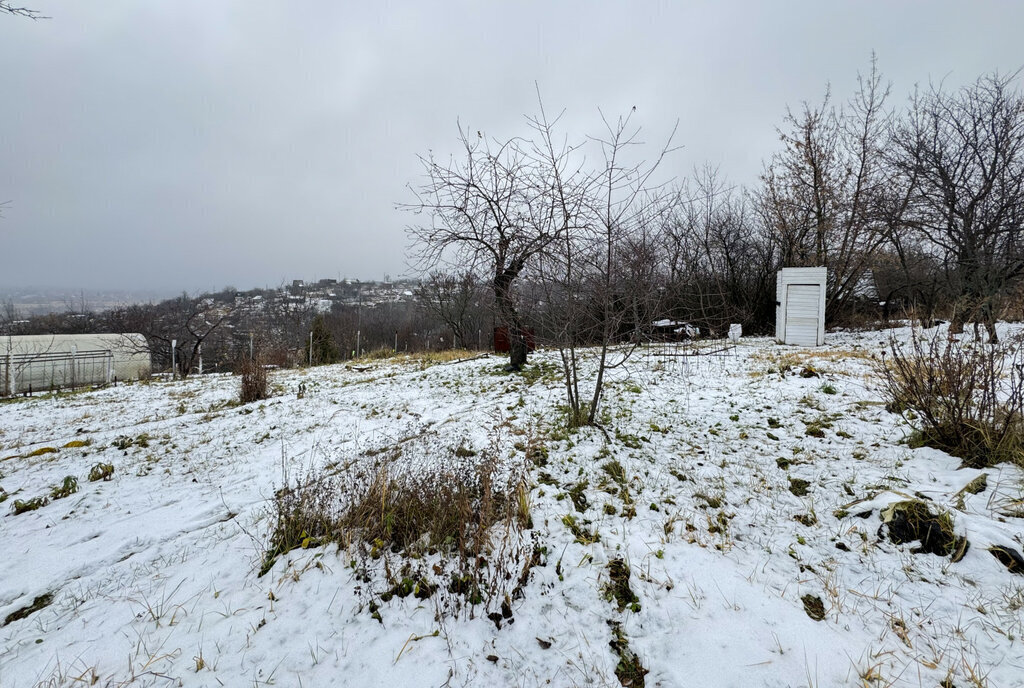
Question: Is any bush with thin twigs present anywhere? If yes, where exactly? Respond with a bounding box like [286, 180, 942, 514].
[260, 442, 536, 618]
[239, 356, 269, 404]
[876, 329, 1024, 468]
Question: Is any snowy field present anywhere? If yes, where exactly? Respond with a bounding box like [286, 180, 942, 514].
[2, 327, 1023, 688]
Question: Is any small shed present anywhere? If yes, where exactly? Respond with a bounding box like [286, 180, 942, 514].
[776, 267, 826, 347]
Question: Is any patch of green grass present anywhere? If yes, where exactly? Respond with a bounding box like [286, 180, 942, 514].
[601, 460, 627, 486]
[12, 496, 47, 514]
[561, 514, 599, 545]
[793, 513, 817, 526]
[2, 593, 54, 627]
[693, 492, 722, 509]
[798, 395, 824, 411]
[614, 429, 646, 448]
[608, 620, 648, 687]
[804, 423, 826, 438]
[604, 558, 640, 612]
[803, 414, 836, 438]
[668, 468, 688, 482]
[788, 477, 811, 497]
[49, 475, 79, 500]
[88, 463, 115, 482]
[517, 361, 561, 386]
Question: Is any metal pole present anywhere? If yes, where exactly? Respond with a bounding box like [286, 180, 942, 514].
[394, 331, 398, 353]
[198, 344, 203, 375]
[171, 339, 177, 380]
[309, 331, 313, 366]
[356, 330, 361, 357]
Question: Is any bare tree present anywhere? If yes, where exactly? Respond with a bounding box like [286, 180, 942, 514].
[259, 287, 319, 364]
[659, 167, 777, 333]
[759, 56, 893, 324]
[405, 125, 562, 369]
[888, 72, 1024, 341]
[107, 294, 235, 377]
[871, 244, 947, 326]
[415, 270, 483, 348]
[533, 104, 676, 427]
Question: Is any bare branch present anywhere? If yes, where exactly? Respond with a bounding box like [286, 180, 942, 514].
[1, 2, 48, 19]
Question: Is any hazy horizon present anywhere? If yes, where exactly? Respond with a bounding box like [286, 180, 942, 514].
[3, 1, 1023, 293]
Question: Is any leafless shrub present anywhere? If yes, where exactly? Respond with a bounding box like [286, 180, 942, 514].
[239, 356, 269, 404]
[877, 329, 1024, 468]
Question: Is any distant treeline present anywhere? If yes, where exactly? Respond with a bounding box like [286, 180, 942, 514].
[5, 64, 1024, 373]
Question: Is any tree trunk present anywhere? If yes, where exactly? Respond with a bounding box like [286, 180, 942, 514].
[494, 267, 527, 371]
[985, 320, 999, 344]
[508, 324, 527, 369]
[982, 299, 999, 344]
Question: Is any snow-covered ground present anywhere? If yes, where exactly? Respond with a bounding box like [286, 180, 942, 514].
[1, 327, 1022, 687]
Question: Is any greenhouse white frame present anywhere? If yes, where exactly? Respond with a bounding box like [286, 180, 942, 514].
[1, 333, 151, 396]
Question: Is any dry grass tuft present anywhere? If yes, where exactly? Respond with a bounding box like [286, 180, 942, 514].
[412, 348, 479, 364]
[260, 444, 535, 616]
[752, 347, 872, 378]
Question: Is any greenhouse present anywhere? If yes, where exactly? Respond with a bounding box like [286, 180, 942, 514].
[1, 333, 151, 396]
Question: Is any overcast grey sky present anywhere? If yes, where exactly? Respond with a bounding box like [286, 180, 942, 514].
[2, 1, 1021, 293]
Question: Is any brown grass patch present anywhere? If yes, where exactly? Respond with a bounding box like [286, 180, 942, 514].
[260, 443, 535, 616]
